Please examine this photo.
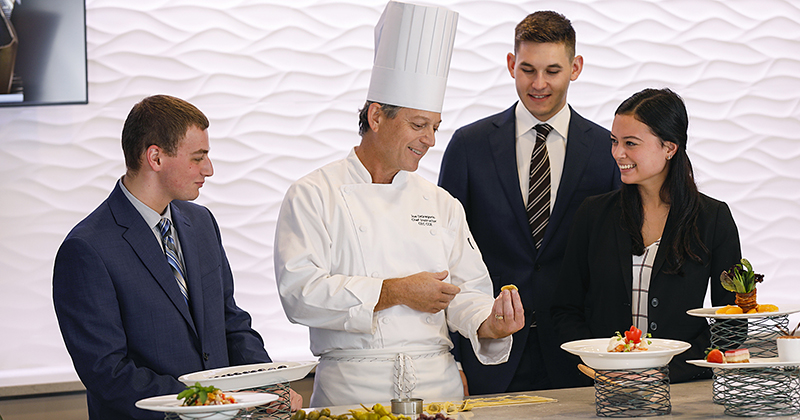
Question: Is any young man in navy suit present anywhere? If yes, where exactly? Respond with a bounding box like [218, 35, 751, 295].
[438, 11, 621, 394]
[53, 95, 300, 419]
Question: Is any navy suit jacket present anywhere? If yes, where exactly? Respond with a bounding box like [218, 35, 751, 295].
[53, 183, 270, 419]
[551, 190, 741, 382]
[438, 104, 620, 393]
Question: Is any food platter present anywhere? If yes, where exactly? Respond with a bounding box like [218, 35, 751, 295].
[179, 361, 318, 391]
[687, 357, 800, 369]
[561, 338, 691, 370]
[686, 305, 800, 319]
[135, 391, 279, 419]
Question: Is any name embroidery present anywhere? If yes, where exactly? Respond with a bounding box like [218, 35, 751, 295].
[411, 214, 436, 226]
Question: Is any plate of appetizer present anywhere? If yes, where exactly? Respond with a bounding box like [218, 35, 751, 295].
[561, 326, 691, 370]
[179, 361, 318, 391]
[687, 357, 800, 369]
[135, 383, 279, 419]
[686, 305, 799, 319]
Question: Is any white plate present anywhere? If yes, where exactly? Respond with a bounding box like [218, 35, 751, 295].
[135, 391, 278, 416]
[561, 338, 691, 370]
[686, 305, 800, 319]
[687, 357, 800, 369]
[179, 361, 318, 391]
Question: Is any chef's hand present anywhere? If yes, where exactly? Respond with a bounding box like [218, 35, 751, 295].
[289, 388, 303, 411]
[477, 288, 524, 339]
[375, 270, 459, 313]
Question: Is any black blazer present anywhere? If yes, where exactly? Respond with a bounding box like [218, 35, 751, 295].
[53, 183, 270, 419]
[551, 190, 741, 383]
[438, 104, 621, 393]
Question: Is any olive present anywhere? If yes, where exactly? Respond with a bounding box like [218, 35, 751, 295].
[292, 409, 307, 420]
[307, 410, 321, 420]
[320, 408, 331, 417]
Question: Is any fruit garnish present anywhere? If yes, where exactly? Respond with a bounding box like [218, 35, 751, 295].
[720, 258, 764, 294]
[624, 325, 642, 344]
[705, 348, 725, 364]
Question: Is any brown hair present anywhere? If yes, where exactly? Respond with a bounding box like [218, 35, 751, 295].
[121, 95, 209, 172]
[357, 100, 402, 136]
[514, 11, 576, 59]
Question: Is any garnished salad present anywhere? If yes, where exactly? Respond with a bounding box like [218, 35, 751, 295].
[607, 326, 652, 352]
[178, 382, 236, 406]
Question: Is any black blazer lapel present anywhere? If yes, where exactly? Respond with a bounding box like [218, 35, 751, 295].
[108, 187, 198, 336]
[489, 104, 538, 253]
[613, 204, 633, 304]
[545, 108, 595, 250]
[172, 204, 204, 339]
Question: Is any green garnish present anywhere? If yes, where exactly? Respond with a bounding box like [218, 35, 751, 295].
[177, 382, 220, 406]
[720, 258, 764, 294]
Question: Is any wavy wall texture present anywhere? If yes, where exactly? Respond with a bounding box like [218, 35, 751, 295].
[0, 0, 798, 387]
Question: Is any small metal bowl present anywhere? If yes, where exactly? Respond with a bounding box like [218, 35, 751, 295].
[391, 398, 423, 415]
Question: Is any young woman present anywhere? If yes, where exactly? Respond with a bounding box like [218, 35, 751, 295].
[551, 88, 742, 382]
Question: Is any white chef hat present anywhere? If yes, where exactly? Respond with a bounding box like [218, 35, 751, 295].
[367, 1, 459, 113]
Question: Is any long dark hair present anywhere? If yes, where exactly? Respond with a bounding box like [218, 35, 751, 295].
[616, 88, 706, 273]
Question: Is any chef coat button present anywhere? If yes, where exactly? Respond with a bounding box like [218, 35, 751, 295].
[203, 353, 209, 361]
[425, 316, 433, 324]
[381, 318, 389, 325]
[371, 272, 379, 277]
[650, 322, 658, 331]
[430, 229, 437, 236]
[343, 186, 351, 194]
[650, 297, 659, 307]
[359, 225, 367, 232]
[423, 194, 430, 200]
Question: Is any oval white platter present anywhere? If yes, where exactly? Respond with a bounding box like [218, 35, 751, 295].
[179, 361, 318, 391]
[687, 357, 800, 369]
[686, 305, 800, 319]
[561, 338, 691, 370]
[135, 391, 278, 416]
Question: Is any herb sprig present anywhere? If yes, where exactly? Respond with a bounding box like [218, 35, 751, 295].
[177, 382, 219, 406]
[720, 258, 764, 293]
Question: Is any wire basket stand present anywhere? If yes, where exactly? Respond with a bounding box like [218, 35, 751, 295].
[708, 314, 790, 405]
[593, 365, 671, 417]
[165, 383, 292, 420]
[712, 366, 800, 417]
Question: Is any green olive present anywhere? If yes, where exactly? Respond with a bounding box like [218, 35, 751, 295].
[307, 411, 321, 420]
[292, 409, 307, 420]
[320, 408, 332, 417]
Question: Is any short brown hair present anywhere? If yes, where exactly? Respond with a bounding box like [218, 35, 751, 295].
[357, 101, 402, 136]
[514, 11, 576, 59]
[121, 95, 209, 172]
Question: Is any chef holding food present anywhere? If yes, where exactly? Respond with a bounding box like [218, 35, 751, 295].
[274, 0, 524, 407]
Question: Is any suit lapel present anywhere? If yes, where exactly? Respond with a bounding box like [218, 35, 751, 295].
[108, 186, 198, 337]
[544, 108, 595, 250]
[651, 205, 676, 279]
[172, 204, 204, 339]
[612, 199, 633, 304]
[489, 105, 537, 252]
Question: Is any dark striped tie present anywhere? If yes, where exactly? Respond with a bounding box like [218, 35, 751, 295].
[526, 123, 553, 249]
[157, 218, 189, 304]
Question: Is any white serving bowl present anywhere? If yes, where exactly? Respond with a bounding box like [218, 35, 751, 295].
[561, 338, 691, 370]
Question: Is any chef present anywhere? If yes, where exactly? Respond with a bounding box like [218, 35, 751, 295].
[274, 1, 524, 407]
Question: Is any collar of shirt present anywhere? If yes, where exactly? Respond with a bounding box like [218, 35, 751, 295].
[118, 178, 175, 252]
[514, 102, 572, 207]
[348, 147, 409, 186]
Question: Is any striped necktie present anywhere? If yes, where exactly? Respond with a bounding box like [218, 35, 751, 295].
[157, 218, 189, 304]
[526, 123, 553, 249]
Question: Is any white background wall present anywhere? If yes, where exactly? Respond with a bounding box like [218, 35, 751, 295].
[1, 0, 798, 388]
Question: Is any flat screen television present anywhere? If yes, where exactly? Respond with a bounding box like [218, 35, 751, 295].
[0, 0, 87, 107]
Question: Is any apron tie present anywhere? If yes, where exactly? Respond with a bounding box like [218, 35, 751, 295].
[393, 353, 418, 399]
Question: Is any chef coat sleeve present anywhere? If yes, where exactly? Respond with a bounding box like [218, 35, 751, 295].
[444, 199, 512, 365]
[274, 180, 382, 334]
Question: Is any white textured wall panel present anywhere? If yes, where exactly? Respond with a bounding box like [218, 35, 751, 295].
[1, 0, 798, 388]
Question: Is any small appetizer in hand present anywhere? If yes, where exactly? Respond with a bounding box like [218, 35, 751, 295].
[178, 382, 236, 406]
[500, 284, 518, 292]
[607, 325, 651, 352]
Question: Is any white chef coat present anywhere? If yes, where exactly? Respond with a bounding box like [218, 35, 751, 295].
[274, 148, 512, 406]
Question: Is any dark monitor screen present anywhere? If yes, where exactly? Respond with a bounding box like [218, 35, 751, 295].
[0, 0, 87, 107]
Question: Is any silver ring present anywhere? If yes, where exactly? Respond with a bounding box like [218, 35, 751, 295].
[495, 314, 504, 320]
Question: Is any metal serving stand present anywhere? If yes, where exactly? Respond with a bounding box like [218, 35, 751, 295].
[593, 365, 672, 417]
[687, 306, 800, 417]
